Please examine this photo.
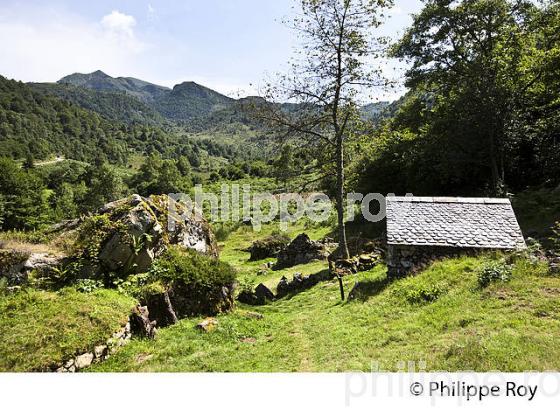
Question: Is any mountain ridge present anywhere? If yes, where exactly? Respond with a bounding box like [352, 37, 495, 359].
[38, 70, 396, 129]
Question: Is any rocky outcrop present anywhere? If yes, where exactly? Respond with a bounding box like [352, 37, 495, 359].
[160, 281, 235, 318]
[0, 249, 64, 286]
[275, 234, 336, 269]
[2, 194, 219, 286]
[129, 305, 157, 339]
[247, 234, 290, 261]
[93, 194, 217, 274]
[276, 270, 331, 298]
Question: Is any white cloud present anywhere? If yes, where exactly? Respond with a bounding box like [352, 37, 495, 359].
[0, 5, 146, 83]
[101, 10, 136, 38]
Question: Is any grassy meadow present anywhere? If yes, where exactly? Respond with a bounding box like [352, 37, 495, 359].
[87, 221, 560, 372]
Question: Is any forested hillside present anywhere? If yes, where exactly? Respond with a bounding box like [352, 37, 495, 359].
[356, 0, 560, 196]
[29, 82, 166, 126]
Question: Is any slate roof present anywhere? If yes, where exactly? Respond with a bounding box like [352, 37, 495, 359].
[386, 197, 526, 249]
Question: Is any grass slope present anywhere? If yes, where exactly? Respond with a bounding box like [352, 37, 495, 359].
[0, 288, 135, 371]
[91, 222, 560, 372]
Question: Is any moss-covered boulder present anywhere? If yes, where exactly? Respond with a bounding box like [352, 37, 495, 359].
[120, 247, 237, 325]
[70, 194, 218, 278]
[247, 234, 290, 261]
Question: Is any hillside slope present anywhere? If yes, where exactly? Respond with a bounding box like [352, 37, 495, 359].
[58, 70, 169, 104]
[91, 221, 560, 372]
[30, 82, 166, 125]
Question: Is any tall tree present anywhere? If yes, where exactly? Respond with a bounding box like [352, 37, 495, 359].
[257, 0, 393, 259]
[392, 0, 537, 195]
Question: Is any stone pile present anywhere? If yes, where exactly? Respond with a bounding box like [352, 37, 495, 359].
[55, 321, 132, 373]
[276, 270, 331, 298]
[275, 234, 336, 269]
[329, 251, 383, 277]
[247, 234, 290, 261]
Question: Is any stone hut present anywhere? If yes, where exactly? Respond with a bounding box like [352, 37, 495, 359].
[386, 197, 526, 277]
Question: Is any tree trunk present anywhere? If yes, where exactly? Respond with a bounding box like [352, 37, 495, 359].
[489, 131, 502, 196]
[163, 290, 178, 324]
[336, 134, 350, 259]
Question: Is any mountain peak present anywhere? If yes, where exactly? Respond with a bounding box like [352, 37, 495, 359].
[91, 70, 109, 77]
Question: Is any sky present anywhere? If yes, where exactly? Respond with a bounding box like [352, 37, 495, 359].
[0, 0, 423, 100]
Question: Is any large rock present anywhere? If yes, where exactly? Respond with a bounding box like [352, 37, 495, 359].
[80, 194, 218, 275]
[0, 249, 63, 286]
[247, 234, 290, 261]
[275, 234, 335, 269]
[129, 305, 157, 339]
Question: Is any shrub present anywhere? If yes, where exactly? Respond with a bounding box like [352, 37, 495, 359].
[394, 282, 447, 304]
[155, 246, 236, 287]
[74, 279, 104, 293]
[148, 246, 237, 316]
[477, 261, 512, 288]
[248, 233, 291, 261]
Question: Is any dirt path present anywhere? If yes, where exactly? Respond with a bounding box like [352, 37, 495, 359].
[35, 156, 65, 167]
[291, 312, 314, 371]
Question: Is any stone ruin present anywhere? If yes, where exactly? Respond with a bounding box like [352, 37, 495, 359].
[274, 233, 336, 270]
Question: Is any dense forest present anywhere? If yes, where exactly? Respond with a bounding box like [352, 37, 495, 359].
[355, 0, 560, 196]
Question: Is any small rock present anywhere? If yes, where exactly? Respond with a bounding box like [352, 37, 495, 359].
[94, 345, 108, 359]
[254, 283, 275, 301]
[135, 353, 153, 364]
[276, 276, 290, 297]
[75, 353, 94, 369]
[244, 311, 264, 320]
[129, 305, 157, 339]
[64, 359, 75, 369]
[196, 318, 218, 332]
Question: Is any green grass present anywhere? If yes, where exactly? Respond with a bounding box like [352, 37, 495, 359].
[90, 220, 560, 372]
[0, 288, 135, 371]
[218, 221, 331, 268]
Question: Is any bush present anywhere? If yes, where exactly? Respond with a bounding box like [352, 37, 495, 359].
[247, 233, 291, 261]
[155, 246, 236, 288]
[147, 246, 237, 317]
[393, 281, 447, 304]
[478, 261, 512, 288]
